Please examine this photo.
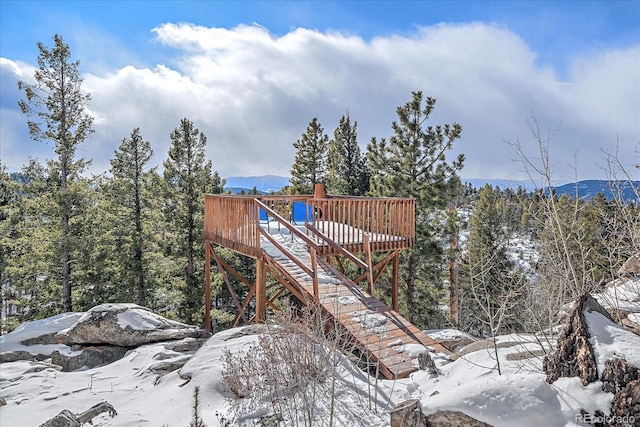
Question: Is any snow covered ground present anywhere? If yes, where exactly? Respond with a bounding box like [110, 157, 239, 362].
[1, 299, 638, 426]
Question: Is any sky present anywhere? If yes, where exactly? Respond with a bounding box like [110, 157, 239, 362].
[1, 0, 639, 184]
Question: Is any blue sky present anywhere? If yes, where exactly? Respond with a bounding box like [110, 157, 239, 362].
[1, 1, 639, 182]
[3, 1, 638, 76]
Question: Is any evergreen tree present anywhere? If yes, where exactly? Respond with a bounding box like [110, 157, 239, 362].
[326, 114, 369, 196]
[2, 161, 66, 319]
[459, 185, 525, 335]
[367, 91, 464, 328]
[0, 163, 18, 332]
[290, 118, 328, 194]
[17, 34, 94, 312]
[109, 128, 155, 305]
[163, 118, 225, 324]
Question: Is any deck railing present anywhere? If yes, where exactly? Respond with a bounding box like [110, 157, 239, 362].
[204, 193, 415, 258]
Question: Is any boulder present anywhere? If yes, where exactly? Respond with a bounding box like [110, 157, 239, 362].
[51, 346, 130, 372]
[609, 379, 640, 424]
[601, 357, 639, 394]
[618, 253, 640, 277]
[389, 400, 492, 427]
[56, 303, 208, 347]
[545, 293, 640, 424]
[0, 350, 49, 363]
[425, 410, 493, 427]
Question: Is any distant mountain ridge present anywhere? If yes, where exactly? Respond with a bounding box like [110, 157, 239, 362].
[224, 175, 290, 193]
[223, 175, 639, 202]
[551, 179, 639, 203]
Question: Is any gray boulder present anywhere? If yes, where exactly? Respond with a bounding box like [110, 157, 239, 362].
[51, 346, 130, 372]
[56, 303, 208, 347]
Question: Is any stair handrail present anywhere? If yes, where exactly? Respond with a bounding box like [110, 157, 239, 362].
[255, 199, 320, 299]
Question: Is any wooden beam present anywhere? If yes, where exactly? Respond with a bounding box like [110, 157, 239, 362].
[363, 233, 374, 294]
[211, 247, 249, 325]
[256, 255, 266, 322]
[232, 284, 256, 327]
[204, 241, 212, 333]
[392, 251, 399, 312]
[263, 258, 307, 303]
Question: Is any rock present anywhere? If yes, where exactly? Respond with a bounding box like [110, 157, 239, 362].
[20, 332, 59, 346]
[506, 349, 546, 361]
[149, 354, 192, 375]
[418, 352, 439, 376]
[601, 357, 640, 394]
[621, 317, 640, 336]
[618, 253, 640, 277]
[0, 350, 49, 363]
[51, 346, 130, 372]
[544, 294, 612, 386]
[164, 337, 208, 353]
[609, 379, 640, 424]
[425, 410, 493, 427]
[390, 399, 427, 427]
[39, 401, 116, 427]
[56, 303, 208, 347]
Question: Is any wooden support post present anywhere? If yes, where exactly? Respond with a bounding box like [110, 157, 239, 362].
[363, 233, 374, 294]
[310, 246, 319, 302]
[256, 255, 266, 322]
[204, 241, 211, 333]
[392, 251, 399, 312]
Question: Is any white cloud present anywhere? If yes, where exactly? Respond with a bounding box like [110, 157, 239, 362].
[2, 23, 638, 182]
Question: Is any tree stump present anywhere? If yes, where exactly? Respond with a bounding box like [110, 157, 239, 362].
[544, 294, 613, 386]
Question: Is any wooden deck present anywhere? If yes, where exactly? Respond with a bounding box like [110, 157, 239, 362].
[203, 186, 451, 379]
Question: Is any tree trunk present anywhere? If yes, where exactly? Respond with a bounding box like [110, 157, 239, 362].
[405, 252, 417, 323]
[62, 213, 72, 312]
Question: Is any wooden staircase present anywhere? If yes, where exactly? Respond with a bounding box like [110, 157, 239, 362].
[261, 233, 451, 379]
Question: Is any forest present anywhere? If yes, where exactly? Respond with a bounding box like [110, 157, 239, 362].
[1, 34, 638, 340]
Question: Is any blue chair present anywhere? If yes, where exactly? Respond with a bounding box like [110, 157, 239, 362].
[292, 201, 313, 224]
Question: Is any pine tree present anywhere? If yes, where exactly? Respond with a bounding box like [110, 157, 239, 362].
[3, 161, 66, 319]
[164, 118, 225, 323]
[367, 91, 464, 328]
[326, 114, 369, 196]
[290, 118, 329, 195]
[109, 128, 155, 305]
[17, 34, 94, 312]
[459, 185, 524, 335]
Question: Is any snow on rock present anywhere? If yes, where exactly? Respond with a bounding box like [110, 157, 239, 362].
[586, 309, 640, 376]
[0, 312, 83, 360]
[56, 303, 208, 347]
[425, 328, 476, 351]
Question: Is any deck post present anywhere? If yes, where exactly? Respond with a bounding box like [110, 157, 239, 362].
[392, 251, 399, 311]
[204, 241, 211, 333]
[363, 233, 374, 294]
[310, 247, 319, 301]
[256, 255, 267, 322]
